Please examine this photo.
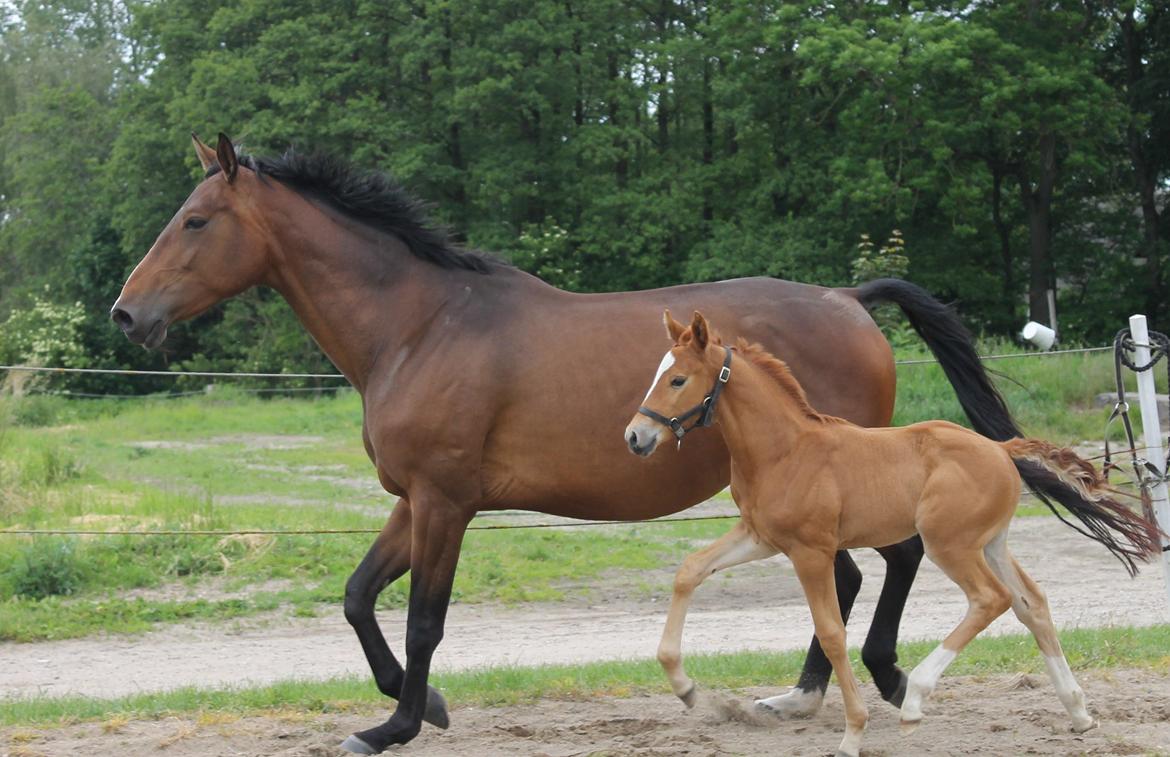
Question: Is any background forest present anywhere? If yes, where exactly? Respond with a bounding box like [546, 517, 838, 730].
[0, 0, 1166, 392]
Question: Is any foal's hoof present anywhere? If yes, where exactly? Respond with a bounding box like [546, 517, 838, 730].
[899, 717, 922, 736]
[1071, 717, 1098, 734]
[679, 685, 698, 709]
[339, 735, 378, 755]
[424, 685, 450, 730]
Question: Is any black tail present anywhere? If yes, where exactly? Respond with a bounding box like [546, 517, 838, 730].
[1009, 454, 1162, 577]
[854, 278, 1022, 442]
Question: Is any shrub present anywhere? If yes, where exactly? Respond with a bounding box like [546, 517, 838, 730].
[7, 540, 86, 599]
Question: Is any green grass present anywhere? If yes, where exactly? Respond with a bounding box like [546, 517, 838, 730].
[1, 623, 1167, 727]
[0, 341, 1153, 641]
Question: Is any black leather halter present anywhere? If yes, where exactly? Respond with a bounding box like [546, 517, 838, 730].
[637, 346, 732, 449]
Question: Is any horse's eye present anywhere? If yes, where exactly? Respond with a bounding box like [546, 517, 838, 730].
[184, 217, 208, 230]
[670, 376, 686, 388]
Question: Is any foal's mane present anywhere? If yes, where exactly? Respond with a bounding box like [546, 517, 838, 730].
[207, 147, 502, 274]
[734, 338, 844, 424]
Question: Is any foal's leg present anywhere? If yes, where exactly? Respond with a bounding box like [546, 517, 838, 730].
[343, 498, 448, 729]
[983, 532, 1096, 732]
[789, 545, 869, 757]
[659, 521, 777, 706]
[899, 547, 1012, 733]
[756, 549, 861, 718]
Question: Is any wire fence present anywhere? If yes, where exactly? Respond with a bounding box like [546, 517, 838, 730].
[0, 342, 1133, 540]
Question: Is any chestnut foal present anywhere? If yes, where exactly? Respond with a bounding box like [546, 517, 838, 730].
[625, 311, 1161, 757]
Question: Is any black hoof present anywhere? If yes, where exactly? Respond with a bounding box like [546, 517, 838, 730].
[340, 735, 378, 755]
[424, 685, 450, 729]
[885, 670, 908, 708]
[680, 685, 698, 709]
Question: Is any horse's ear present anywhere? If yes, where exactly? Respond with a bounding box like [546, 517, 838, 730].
[690, 311, 709, 351]
[663, 309, 687, 343]
[192, 133, 218, 172]
[215, 132, 239, 184]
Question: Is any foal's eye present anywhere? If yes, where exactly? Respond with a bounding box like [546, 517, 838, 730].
[183, 217, 208, 230]
[670, 376, 686, 388]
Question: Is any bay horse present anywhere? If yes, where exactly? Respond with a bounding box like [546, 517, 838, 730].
[112, 133, 1022, 753]
[626, 310, 1161, 757]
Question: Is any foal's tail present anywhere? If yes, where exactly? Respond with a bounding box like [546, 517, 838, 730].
[853, 278, 1022, 442]
[1004, 438, 1163, 577]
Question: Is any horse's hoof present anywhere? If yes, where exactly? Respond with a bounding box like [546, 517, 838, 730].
[754, 688, 821, 719]
[899, 717, 922, 736]
[340, 734, 379, 755]
[887, 673, 908, 709]
[424, 685, 450, 729]
[1071, 717, 1098, 734]
[835, 752, 858, 757]
[679, 685, 698, 709]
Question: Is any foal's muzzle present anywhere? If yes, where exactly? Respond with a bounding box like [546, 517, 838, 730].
[627, 428, 658, 457]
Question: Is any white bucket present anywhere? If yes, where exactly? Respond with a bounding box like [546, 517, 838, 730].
[1021, 321, 1056, 351]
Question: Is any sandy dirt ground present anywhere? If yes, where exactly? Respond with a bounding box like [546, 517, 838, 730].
[4, 669, 1169, 756]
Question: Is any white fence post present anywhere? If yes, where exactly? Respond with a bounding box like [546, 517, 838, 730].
[1128, 314, 1170, 608]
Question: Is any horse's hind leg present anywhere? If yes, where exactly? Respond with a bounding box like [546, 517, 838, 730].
[983, 530, 1096, 732]
[757, 549, 861, 718]
[900, 545, 1012, 733]
[343, 498, 448, 729]
[659, 521, 777, 707]
[863, 534, 924, 707]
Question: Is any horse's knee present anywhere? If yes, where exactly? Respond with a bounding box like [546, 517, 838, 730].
[815, 626, 847, 656]
[344, 572, 376, 627]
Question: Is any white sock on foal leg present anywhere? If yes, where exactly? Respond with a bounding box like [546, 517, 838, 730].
[899, 644, 956, 731]
[1043, 655, 1096, 732]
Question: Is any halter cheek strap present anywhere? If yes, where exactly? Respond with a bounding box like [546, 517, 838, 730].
[637, 346, 732, 449]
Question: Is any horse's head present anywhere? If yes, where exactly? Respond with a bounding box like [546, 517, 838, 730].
[625, 309, 727, 457]
[111, 133, 272, 349]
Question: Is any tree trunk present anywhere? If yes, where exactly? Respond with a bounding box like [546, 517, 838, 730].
[1016, 132, 1057, 328]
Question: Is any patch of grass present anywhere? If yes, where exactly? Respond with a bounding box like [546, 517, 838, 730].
[0, 344, 1144, 641]
[1, 624, 1166, 726]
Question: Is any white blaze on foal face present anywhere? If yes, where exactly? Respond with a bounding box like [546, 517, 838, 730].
[643, 350, 676, 403]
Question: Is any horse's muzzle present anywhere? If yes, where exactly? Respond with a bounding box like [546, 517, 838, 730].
[626, 428, 658, 457]
[110, 304, 168, 350]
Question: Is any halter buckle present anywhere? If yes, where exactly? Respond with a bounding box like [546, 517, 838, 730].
[718, 365, 731, 383]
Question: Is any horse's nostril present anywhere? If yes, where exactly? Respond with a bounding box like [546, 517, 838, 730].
[628, 431, 638, 448]
[110, 307, 134, 332]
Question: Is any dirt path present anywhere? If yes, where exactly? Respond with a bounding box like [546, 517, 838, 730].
[2, 517, 1167, 702]
[4, 669, 1169, 756]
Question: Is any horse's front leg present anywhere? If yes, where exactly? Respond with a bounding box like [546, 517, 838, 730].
[863, 534, 924, 706]
[659, 521, 777, 707]
[342, 490, 472, 754]
[756, 548, 861, 718]
[342, 497, 449, 728]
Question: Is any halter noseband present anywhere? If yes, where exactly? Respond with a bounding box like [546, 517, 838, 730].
[637, 346, 733, 449]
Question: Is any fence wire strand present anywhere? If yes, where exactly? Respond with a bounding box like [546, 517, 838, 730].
[0, 342, 1131, 539]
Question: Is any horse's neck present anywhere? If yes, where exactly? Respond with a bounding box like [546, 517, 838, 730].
[715, 357, 815, 471]
[262, 198, 463, 392]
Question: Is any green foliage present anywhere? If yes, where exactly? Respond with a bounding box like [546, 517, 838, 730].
[0, 0, 1166, 389]
[6, 540, 85, 599]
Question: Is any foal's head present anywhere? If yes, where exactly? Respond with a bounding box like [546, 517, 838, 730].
[111, 133, 274, 349]
[625, 309, 726, 457]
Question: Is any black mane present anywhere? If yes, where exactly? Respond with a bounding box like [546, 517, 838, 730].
[207, 147, 500, 274]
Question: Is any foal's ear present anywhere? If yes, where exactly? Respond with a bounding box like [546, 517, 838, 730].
[690, 311, 710, 350]
[191, 133, 218, 172]
[215, 132, 239, 184]
[663, 309, 687, 343]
